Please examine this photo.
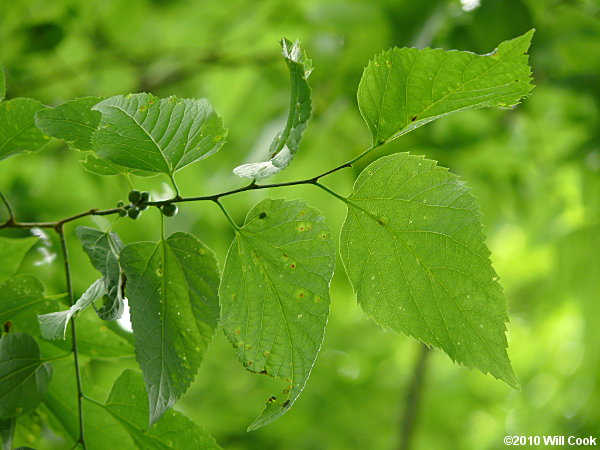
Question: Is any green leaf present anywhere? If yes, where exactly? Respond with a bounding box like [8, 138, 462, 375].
[0, 98, 49, 161]
[234, 39, 312, 180]
[34, 97, 103, 151]
[41, 359, 134, 450]
[92, 94, 227, 175]
[220, 199, 335, 430]
[120, 232, 220, 425]
[80, 153, 124, 175]
[0, 67, 5, 101]
[79, 153, 157, 177]
[0, 235, 38, 283]
[0, 333, 53, 419]
[76, 226, 125, 321]
[0, 274, 46, 325]
[104, 370, 220, 449]
[74, 311, 134, 358]
[37, 278, 105, 340]
[340, 153, 517, 387]
[358, 30, 534, 144]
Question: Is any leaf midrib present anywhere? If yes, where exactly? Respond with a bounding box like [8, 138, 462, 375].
[353, 204, 510, 377]
[107, 103, 172, 174]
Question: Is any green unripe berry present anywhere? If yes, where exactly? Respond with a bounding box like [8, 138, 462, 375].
[162, 203, 178, 217]
[128, 207, 141, 219]
[117, 200, 125, 208]
[128, 190, 142, 204]
[118, 209, 127, 217]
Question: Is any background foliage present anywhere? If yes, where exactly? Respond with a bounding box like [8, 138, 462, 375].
[0, 0, 598, 448]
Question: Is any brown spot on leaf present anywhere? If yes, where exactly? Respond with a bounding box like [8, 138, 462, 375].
[410, 116, 417, 122]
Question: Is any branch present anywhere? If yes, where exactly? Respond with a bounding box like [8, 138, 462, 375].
[56, 225, 87, 449]
[399, 343, 431, 450]
[0, 143, 380, 231]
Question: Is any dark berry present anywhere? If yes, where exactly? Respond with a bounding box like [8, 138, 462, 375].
[141, 191, 150, 202]
[118, 209, 127, 217]
[128, 190, 142, 204]
[162, 203, 178, 217]
[128, 207, 141, 219]
[117, 200, 125, 208]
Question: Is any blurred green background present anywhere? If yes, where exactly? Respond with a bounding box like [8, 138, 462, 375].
[1, 0, 599, 448]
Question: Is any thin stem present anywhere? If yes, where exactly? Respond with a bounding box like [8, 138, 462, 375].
[313, 182, 350, 205]
[82, 394, 104, 408]
[213, 199, 239, 230]
[347, 144, 379, 166]
[0, 191, 15, 223]
[57, 225, 87, 450]
[399, 344, 431, 450]
[0, 142, 384, 231]
[168, 173, 181, 199]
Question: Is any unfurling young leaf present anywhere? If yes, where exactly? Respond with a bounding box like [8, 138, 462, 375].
[38, 278, 106, 340]
[120, 232, 220, 425]
[76, 226, 126, 320]
[91, 93, 227, 175]
[233, 38, 312, 180]
[0, 417, 15, 450]
[0, 98, 49, 161]
[220, 199, 335, 430]
[340, 152, 517, 388]
[104, 370, 221, 449]
[358, 30, 534, 145]
[0, 333, 53, 418]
